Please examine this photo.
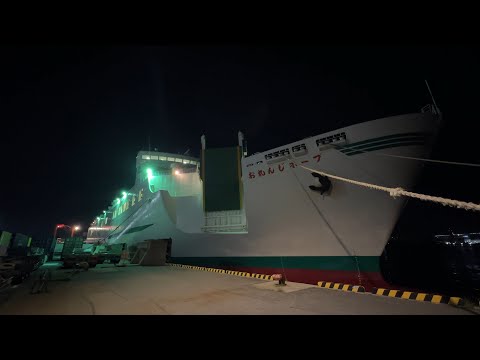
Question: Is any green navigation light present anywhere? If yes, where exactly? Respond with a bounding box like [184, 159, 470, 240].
[147, 168, 155, 193]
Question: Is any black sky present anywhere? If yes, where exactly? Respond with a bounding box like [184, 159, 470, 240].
[0, 45, 479, 239]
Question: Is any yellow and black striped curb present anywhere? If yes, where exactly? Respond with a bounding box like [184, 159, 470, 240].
[317, 281, 365, 293]
[226, 271, 274, 280]
[168, 263, 273, 281]
[372, 288, 465, 307]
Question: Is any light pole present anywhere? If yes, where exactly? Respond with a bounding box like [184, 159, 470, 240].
[72, 225, 81, 237]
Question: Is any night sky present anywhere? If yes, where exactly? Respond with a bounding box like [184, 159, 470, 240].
[0, 46, 479, 240]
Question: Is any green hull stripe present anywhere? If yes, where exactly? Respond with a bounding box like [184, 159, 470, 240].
[339, 132, 429, 150]
[171, 256, 380, 272]
[124, 223, 154, 235]
[108, 223, 154, 238]
[340, 136, 426, 154]
[344, 140, 425, 156]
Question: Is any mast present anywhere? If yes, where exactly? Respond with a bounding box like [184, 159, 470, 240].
[238, 131, 247, 157]
[425, 80, 440, 114]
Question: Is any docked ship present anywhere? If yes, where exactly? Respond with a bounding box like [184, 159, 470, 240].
[87, 104, 442, 290]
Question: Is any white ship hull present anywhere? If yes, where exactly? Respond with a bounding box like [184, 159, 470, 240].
[87, 110, 439, 289]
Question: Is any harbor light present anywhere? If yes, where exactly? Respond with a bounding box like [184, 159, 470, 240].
[122, 191, 127, 199]
[54, 223, 81, 238]
[174, 170, 180, 175]
[116, 198, 121, 205]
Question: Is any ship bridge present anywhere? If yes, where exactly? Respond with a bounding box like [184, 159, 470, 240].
[135, 150, 203, 197]
[136, 151, 200, 178]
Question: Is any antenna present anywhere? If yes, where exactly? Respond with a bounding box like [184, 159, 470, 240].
[148, 135, 151, 154]
[425, 80, 440, 114]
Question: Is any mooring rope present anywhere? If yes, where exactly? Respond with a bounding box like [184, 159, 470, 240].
[299, 164, 480, 212]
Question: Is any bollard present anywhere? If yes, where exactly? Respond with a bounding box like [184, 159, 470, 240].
[272, 273, 286, 286]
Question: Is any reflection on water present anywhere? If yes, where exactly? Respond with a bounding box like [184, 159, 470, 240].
[381, 232, 480, 301]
